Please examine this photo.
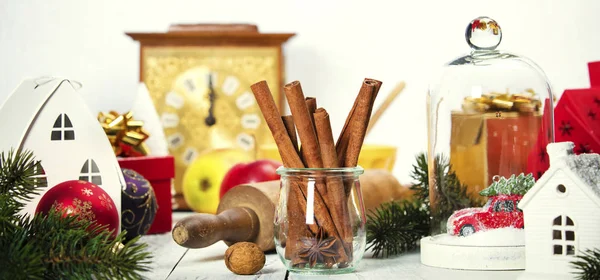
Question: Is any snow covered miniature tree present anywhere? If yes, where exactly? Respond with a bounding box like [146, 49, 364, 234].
[479, 173, 536, 196]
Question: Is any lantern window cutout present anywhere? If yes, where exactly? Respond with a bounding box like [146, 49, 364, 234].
[51, 114, 75, 141]
[79, 159, 102, 186]
[551, 215, 576, 256]
[32, 163, 46, 189]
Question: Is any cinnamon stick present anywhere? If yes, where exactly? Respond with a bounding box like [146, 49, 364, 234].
[336, 78, 382, 167]
[284, 81, 349, 264]
[282, 115, 299, 153]
[285, 82, 323, 168]
[305, 97, 318, 136]
[251, 81, 304, 168]
[314, 107, 353, 259]
[251, 81, 308, 260]
[300, 97, 318, 165]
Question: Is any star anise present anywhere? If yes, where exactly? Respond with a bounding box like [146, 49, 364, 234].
[297, 228, 339, 268]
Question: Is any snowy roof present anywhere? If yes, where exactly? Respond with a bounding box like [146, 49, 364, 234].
[563, 153, 600, 200]
[519, 141, 600, 209]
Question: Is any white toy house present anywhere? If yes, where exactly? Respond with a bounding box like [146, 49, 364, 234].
[0, 78, 124, 218]
[518, 141, 600, 279]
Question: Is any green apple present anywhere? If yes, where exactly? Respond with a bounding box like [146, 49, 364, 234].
[182, 148, 253, 213]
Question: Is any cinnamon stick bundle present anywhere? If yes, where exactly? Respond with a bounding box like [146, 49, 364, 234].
[250, 78, 380, 269]
[284, 81, 349, 264]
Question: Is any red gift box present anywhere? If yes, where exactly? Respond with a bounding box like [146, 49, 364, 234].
[118, 155, 175, 234]
[528, 61, 600, 178]
[450, 111, 543, 199]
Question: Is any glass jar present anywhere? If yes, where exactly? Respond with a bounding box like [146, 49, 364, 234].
[274, 167, 366, 275]
[426, 17, 555, 236]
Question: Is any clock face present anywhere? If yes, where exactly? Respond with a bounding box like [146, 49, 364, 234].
[141, 46, 282, 208]
[163, 66, 260, 165]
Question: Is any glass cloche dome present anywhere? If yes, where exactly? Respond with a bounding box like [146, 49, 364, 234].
[427, 16, 555, 235]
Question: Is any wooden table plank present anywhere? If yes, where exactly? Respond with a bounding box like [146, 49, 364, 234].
[144, 212, 524, 279]
[139, 233, 189, 280]
[166, 242, 287, 280]
[289, 251, 523, 280]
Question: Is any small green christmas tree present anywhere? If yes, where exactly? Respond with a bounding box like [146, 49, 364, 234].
[0, 149, 152, 280]
[479, 173, 535, 197]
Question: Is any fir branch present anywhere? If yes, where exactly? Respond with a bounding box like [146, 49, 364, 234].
[572, 248, 600, 280]
[366, 200, 429, 258]
[0, 224, 46, 280]
[0, 149, 152, 280]
[0, 149, 46, 208]
[3, 210, 152, 280]
[409, 152, 478, 217]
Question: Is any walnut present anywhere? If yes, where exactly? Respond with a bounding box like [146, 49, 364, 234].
[224, 242, 265, 275]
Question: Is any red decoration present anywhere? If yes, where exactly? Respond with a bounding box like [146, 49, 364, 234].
[219, 159, 282, 199]
[528, 62, 600, 178]
[118, 155, 174, 234]
[447, 194, 524, 236]
[35, 180, 119, 237]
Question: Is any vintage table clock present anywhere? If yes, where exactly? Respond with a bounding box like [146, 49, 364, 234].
[126, 24, 295, 210]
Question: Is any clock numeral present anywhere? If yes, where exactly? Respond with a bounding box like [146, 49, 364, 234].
[167, 133, 184, 149]
[182, 147, 198, 165]
[183, 79, 196, 93]
[241, 114, 261, 129]
[236, 133, 255, 151]
[166, 91, 185, 109]
[236, 92, 255, 110]
[161, 113, 179, 128]
[222, 76, 240, 96]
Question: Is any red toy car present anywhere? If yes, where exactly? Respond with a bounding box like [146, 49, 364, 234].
[447, 194, 524, 236]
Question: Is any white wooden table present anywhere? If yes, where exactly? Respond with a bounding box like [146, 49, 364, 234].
[139, 213, 524, 280]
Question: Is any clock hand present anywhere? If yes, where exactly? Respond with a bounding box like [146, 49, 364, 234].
[204, 73, 217, 127]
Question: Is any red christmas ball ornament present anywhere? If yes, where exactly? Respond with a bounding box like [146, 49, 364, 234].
[36, 180, 119, 237]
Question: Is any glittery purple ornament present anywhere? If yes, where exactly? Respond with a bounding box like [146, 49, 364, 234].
[121, 168, 158, 242]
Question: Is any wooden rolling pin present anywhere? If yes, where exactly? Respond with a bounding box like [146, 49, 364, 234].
[172, 169, 411, 252]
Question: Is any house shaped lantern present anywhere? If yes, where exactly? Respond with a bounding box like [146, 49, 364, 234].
[0, 78, 124, 220]
[518, 141, 600, 279]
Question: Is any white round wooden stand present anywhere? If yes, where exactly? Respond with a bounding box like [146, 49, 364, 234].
[420, 234, 526, 270]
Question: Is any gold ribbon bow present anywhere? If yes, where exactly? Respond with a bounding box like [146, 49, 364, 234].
[462, 89, 542, 114]
[98, 111, 150, 157]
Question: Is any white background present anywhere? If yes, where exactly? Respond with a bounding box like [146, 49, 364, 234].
[1, 0, 599, 183]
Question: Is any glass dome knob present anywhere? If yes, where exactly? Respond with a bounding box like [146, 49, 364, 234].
[465, 16, 502, 51]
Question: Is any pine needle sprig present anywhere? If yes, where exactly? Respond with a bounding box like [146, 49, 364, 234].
[0, 149, 152, 279]
[0, 149, 46, 209]
[572, 249, 600, 280]
[0, 225, 46, 279]
[366, 200, 429, 258]
[4, 209, 152, 280]
[409, 153, 479, 217]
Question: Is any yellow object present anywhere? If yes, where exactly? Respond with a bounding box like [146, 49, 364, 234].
[462, 90, 541, 114]
[127, 27, 294, 210]
[98, 111, 150, 156]
[258, 144, 397, 171]
[182, 148, 253, 214]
